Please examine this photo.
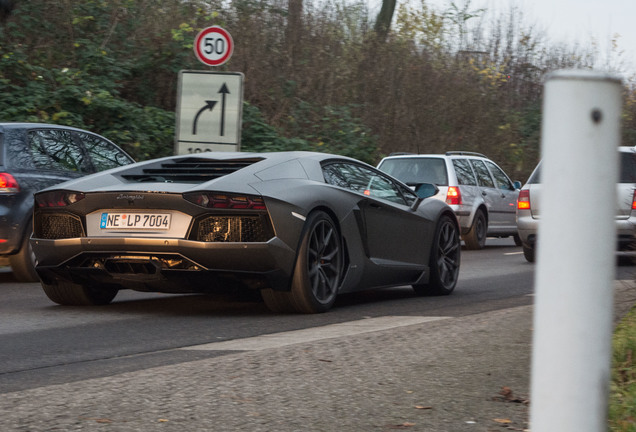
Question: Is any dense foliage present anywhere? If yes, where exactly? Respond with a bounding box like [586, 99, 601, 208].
[610, 305, 636, 431]
[1, 0, 635, 177]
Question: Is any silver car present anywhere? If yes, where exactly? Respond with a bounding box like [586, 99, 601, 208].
[516, 146, 636, 262]
[378, 152, 522, 249]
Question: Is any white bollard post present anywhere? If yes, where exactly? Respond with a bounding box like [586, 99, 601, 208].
[530, 70, 622, 431]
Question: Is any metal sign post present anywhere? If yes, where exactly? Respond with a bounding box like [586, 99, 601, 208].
[530, 70, 622, 431]
[174, 26, 243, 155]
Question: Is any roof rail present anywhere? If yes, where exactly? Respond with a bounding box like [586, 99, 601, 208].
[388, 152, 416, 156]
[445, 151, 488, 158]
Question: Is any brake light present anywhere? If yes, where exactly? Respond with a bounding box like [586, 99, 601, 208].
[35, 190, 85, 207]
[184, 192, 267, 210]
[446, 186, 461, 205]
[0, 172, 19, 193]
[517, 189, 531, 210]
[632, 191, 636, 210]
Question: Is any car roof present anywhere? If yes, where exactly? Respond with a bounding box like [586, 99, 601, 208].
[0, 122, 93, 133]
[380, 152, 490, 161]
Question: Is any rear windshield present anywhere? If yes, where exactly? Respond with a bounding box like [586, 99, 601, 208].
[528, 151, 636, 184]
[378, 158, 448, 186]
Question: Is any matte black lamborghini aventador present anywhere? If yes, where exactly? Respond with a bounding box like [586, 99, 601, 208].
[31, 151, 461, 313]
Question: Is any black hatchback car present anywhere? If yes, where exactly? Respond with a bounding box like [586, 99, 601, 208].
[0, 123, 134, 281]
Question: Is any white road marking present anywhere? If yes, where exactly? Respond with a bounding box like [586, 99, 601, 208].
[504, 251, 524, 256]
[181, 316, 451, 351]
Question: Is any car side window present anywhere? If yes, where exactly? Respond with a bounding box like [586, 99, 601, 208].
[452, 159, 477, 185]
[470, 159, 495, 188]
[485, 161, 514, 190]
[323, 162, 409, 206]
[620, 152, 636, 183]
[77, 132, 133, 171]
[27, 129, 90, 173]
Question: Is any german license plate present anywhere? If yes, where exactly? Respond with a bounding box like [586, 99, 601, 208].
[100, 212, 171, 230]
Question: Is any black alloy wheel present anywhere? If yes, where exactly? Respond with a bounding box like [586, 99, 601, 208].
[262, 211, 343, 314]
[413, 214, 460, 296]
[290, 211, 343, 313]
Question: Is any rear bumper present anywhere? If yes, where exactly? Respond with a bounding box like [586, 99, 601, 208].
[31, 236, 297, 292]
[516, 216, 636, 250]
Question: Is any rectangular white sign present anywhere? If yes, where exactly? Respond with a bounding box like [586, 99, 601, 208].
[175, 70, 244, 155]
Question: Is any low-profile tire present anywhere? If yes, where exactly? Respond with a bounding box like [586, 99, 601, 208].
[9, 226, 39, 283]
[413, 214, 460, 296]
[288, 211, 343, 314]
[261, 288, 295, 313]
[41, 280, 118, 306]
[463, 210, 487, 250]
[522, 244, 535, 263]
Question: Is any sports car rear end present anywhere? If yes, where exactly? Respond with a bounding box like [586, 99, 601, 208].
[32, 188, 296, 293]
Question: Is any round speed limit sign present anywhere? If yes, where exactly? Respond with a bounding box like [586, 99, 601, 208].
[194, 26, 234, 66]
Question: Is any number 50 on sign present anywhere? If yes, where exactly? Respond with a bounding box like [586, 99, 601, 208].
[194, 26, 234, 67]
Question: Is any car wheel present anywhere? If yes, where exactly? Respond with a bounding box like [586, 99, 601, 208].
[522, 245, 535, 263]
[413, 214, 460, 296]
[513, 234, 523, 246]
[289, 211, 343, 313]
[261, 288, 295, 313]
[41, 281, 118, 306]
[464, 210, 487, 250]
[8, 225, 39, 282]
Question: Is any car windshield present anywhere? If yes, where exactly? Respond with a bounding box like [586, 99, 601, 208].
[379, 158, 448, 186]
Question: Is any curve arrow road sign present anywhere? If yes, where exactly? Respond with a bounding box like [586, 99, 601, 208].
[193, 100, 217, 135]
[175, 71, 244, 155]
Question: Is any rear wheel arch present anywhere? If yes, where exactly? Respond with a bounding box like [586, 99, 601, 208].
[298, 206, 348, 279]
[9, 214, 39, 282]
[474, 204, 488, 225]
[263, 209, 344, 314]
[413, 212, 461, 296]
[464, 205, 488, 250]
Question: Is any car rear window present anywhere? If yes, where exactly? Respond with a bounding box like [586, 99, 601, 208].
[378, 158, 448, 186]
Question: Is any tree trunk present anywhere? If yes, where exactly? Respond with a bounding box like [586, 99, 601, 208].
[374, 0, 396, 40]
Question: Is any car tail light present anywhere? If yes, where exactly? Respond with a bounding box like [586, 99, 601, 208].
[632, 190, 636, 210]
[517, 189, 531, 210]
[35, 190, 85, 208]
[446, 186, 461, 205]
[0, 172, 19, 193]
[184, 192, 267, 210]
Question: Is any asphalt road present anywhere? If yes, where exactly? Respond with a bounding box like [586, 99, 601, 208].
[0, 238, 633, 395]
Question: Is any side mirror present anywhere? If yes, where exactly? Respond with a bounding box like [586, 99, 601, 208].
[513, 181, 522, 190]
[410, 183, 439, 211]
[414, 183, 439, 199]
